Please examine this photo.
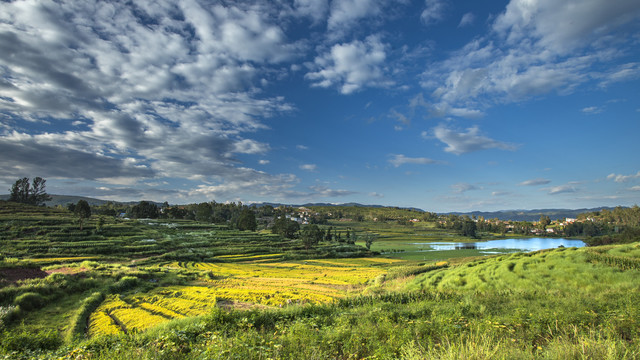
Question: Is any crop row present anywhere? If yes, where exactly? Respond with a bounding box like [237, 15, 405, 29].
[584, 252, 640, 271]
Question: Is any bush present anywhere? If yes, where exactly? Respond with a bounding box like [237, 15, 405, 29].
[108, 276, 140, 293]
[0, 305, 20, 330]
[13, 292, 45, 311]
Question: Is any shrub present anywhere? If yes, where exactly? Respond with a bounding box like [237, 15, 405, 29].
[0, 305, 20, 330]
[13, 292, 45, 311]
[108, 276, 140, 293]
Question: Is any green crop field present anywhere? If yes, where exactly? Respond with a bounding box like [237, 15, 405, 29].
[0, 201, 639, 359]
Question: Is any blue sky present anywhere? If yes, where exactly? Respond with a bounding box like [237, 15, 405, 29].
[1, 0, 639, 212]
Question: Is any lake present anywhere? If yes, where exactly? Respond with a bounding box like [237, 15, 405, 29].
[412, 238, 586, 255]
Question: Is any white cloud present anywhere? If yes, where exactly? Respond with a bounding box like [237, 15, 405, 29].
[491, 191, 510, 197]
[388, 154, 439, 167]
[190, 172, 300, 200]
[259, 160, 270, 165]
[294, 0, 329, 24]
[451, 182, 480, 194]
[598, 62, 640, 87]
[546, 184, 578, 195]
[296, 145, 309, 150]
[458, 12, 475, 27]
[0, 0, 301, 200]
[581, 106, 603, 114]
[421, 0, 640, 117]
[493, 0, 640, 54]
[306, 35, 393, 94]
[433, 124, 518, 155]
[300, 164, 317, 171]
[309, 185, 357, 197]
[421, 0, 447, 26]
[233, 139, 269, 154]
[327, 0, 382, 37]
[607, 171, 640, 183]
[629, 186, 640, 191]
[369, 192, 384, 198]
[519, 178, 551, 186]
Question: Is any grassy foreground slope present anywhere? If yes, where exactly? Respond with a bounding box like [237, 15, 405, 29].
[5, 244, 633, 360]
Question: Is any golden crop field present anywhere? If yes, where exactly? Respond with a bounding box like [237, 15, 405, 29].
[87, 257, 405, 337]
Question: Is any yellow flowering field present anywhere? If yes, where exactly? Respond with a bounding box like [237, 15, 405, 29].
[87, 257, 406, 337]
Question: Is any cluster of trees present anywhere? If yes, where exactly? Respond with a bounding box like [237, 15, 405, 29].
[75, 200, 258, 231]
[567, 206, 640, 243]
[436, 215, 478, 238]
[8, 177, 51, 206]
[308, 205, 438, 223]
[579, 206, 640, 227]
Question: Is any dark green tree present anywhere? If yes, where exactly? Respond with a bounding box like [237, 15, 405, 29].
[461, 220, 477, 238]
[131, 201, 159, 219]
[236, 209, 257, 231]
[96, 216, 105, 232]
[325, 227, 333, 241]
[271, 217, 300, 239]
[539, 215, 551, 232]
[75, 200, 91, 230]
[364, 233, 377, 250]
[195, 202, 212, 222]
[301, 224, 323, 250]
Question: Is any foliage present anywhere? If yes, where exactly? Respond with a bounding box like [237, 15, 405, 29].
[271, 217, 300, 239]
[13, 292, 46, 311]
[364, 232, 377, 250]
[8, 177, 51, 206]
[130, 201, 159, 219]
[235, 209, 257, 231]
[1, 327, 62, 352]
[75, 200, 92, 230]
[301, 224, 323, 249]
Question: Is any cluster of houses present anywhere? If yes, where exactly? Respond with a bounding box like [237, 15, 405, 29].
[282, 206, 313, 225]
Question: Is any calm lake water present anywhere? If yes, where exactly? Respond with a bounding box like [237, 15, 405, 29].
[412, 238, 586, 254]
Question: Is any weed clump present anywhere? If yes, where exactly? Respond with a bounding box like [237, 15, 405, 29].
[13, 292, 45, 311]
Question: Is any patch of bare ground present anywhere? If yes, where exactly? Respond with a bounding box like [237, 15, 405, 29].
[0, 268, 48, 285]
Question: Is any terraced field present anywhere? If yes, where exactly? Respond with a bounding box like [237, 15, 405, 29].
[85, 257, 405, 337]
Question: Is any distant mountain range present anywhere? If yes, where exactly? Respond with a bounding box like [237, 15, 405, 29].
[0, 194, 622, 221]
[445, 208, 623, 222]
[249, 202, 425, 212]
[250, 202, 621, 221]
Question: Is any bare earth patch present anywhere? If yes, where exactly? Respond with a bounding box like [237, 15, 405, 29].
[0, 268, 48, 284]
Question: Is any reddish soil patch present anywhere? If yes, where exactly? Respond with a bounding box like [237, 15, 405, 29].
[0, 268, 48, 284]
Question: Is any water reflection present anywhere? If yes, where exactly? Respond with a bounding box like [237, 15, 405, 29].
[413, 238, 585, 253]
[455, 243, 477, 250]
